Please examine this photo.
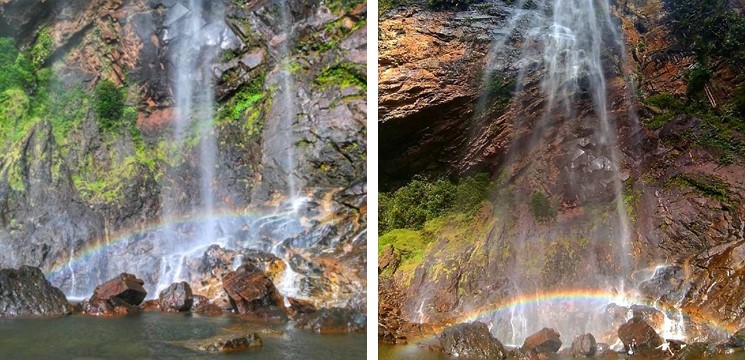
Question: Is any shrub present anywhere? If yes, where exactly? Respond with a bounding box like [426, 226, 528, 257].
[93, 80, 125, 130]
[30, 28, 53, 69]
[733, 85, 745, 117]
[684, 64, 711, 96]
[378, 173, 492, 234]
[530, 191, 557, 222]
[0, 37, 35, 92]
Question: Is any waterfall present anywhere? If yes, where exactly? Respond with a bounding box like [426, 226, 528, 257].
[468, 0, 635, 344]
[277, 0, 303, 210]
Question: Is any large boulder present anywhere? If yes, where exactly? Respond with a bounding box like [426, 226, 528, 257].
[93, 273, 147, 305]
[0, 266, 70, 317]
[190, 295, 223, 316]
[618, 317, 663, 354]
[296, 307, 366, 334]
[80, 273, 147, 316]
[522, 328, 562, 354]
[571, 333, 597, 358]
[158, 282, 193, 312]
[222, 264, 285, 316]
[425, 322, 507, 359]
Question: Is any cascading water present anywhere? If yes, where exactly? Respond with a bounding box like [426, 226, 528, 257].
[459, 0, 644, 346]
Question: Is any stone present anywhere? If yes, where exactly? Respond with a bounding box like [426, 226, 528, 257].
[522, 328, 562, 354]
[92, 273, 147, 306]
[222, 264, 285, 315]
[287, 297, 317, 318]
[203, 333, 263, 353]
[428, 322, 507, 359]
[571, 333, 597, 357]
[617, 317, 663, 354]
[0, 266, 70, 318]
[190, 295, 222, 316]
[158, 282, 193, 312]
[140, 300, 161, 312]
[295, 307, 366, 334]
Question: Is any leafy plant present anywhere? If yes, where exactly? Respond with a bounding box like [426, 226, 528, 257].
[93, 80, 125, 130]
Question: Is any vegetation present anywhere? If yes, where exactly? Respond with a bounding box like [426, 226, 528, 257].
[667, 173, 729, 201]
[378, 173, 491, 235]
[93, 80, 125, 130]
[30, 28, 54, 70]
[0, 38, 35, 93]
[218, 71, 268, 137]
[665, 0, 745, 64]
[529, 191, 557, 222]
[683, 63, 712, 96]
[316, 62, 366, 91]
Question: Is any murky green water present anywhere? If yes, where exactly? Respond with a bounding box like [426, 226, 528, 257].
[379, 344, 745, 359]
[0, 313, 365, 359]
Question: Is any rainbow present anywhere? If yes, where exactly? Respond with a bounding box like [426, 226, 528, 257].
[45, 208, 284, 282]
[405, 288, 735, 343]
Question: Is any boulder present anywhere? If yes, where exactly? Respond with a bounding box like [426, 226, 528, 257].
[378, 244, 400, 274]
[222, 264, 284, 315]
[522, 328, 562, 354]
[671, 342, 713, 360]
[426, 322, 507, 359]
[92, 273, 147, 306]
[296, 307, 366, 334]
[190, 295, 222, 316]
[287, 297, 317, 318]
[158, 282, 193, 312]
[617, 317, 663, 354]
[0, 266, 70, 317]
[140, 300, 160, 312]
[80, 295, 139, 317]
[203, 333, 263, 353]
[571, 333, 597, 357]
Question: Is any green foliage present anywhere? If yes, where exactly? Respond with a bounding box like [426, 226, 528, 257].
[316, 62, 366, 91]
[0, 88, 33, 145]
[0, 38, 35, 92]
[529, 191, 557, 222]
[379, 0, 408, 14]
[664, 0, 745, 64]
[733, 85, 745, 117]
[684, 64, 711, 96]
[325, 0, 364, 13]
[93, 80, 125, 130]
[218, 72, 267, 137]
[426, 0, 478, 10]
[378, 173, 491, 235]
[30, 28, 53, 69]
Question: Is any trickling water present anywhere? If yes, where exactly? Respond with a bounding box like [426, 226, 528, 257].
[278, 0, 301, 205]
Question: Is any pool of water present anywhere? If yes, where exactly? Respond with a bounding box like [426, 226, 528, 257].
[0, 313, 366, 359]
[379, 344, 745, 360]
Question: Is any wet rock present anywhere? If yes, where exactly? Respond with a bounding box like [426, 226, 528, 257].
[202, 333, 263, 353]
[287, 297, 317, 318]
[0, 266, 70, 317]
[92, 273, 147, 306]
[617, 317, 663, 354]
[240, 249, 287, 282]
[222, 264, 285, 317]
[727, 327, 745, 348]
[571, 333, 597, 357]
[80, 295, 139, 317]
[522, 328, 562, 354]
[190, 295, 222, 316]
[378, 244, 400, 274]
[140, 300, 161, 312]
[671, 342, 714, 360]
[426, 322, 507, 359]
[296, 307, 366, 334]
[158, 282, 193, 312]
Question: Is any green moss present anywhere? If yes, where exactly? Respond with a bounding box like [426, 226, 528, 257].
[0, 88, 34, 145]
[667, 174, 729, 201]
[30, 28, 53, 70]
[529, 191, 557, 222]
[218, 72, 267, 138]
[325, 0, 364, 13]
[316, 62, 366, 91]
[0, 37, 35, 93]
[93, 80, 125, 130]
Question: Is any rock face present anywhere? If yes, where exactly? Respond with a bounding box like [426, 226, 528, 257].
[80, 273, 146, 316]
[571, 333, 597, 358]
[617, 317, 663, 354]
[0, 266, 70, 317]
[222, 265, 284, 317]
[158, 282, 193, 312]
[295, 307, 366, 334]
[522, 328, 562, 354]
[426, 322, 507, 359]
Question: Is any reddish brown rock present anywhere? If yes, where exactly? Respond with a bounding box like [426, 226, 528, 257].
[203, 333, 263, 353]
[287, 297, 317, 318]
[222, 264, 285, 316]
[93, 273, 147, 306]
[158, 282, 193, 312]
[618, 317, 663, 354]
[295, 307, 366, 334]
[140, 300, 160, 312]
[522, 328, 562, 354]
[190, 295, 223, 316]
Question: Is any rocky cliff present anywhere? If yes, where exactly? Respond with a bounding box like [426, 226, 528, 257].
[379, 0, 745, 346]
[0, 0, 366, 311]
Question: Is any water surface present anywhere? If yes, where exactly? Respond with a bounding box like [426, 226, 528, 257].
[0, 313, 365, 359]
